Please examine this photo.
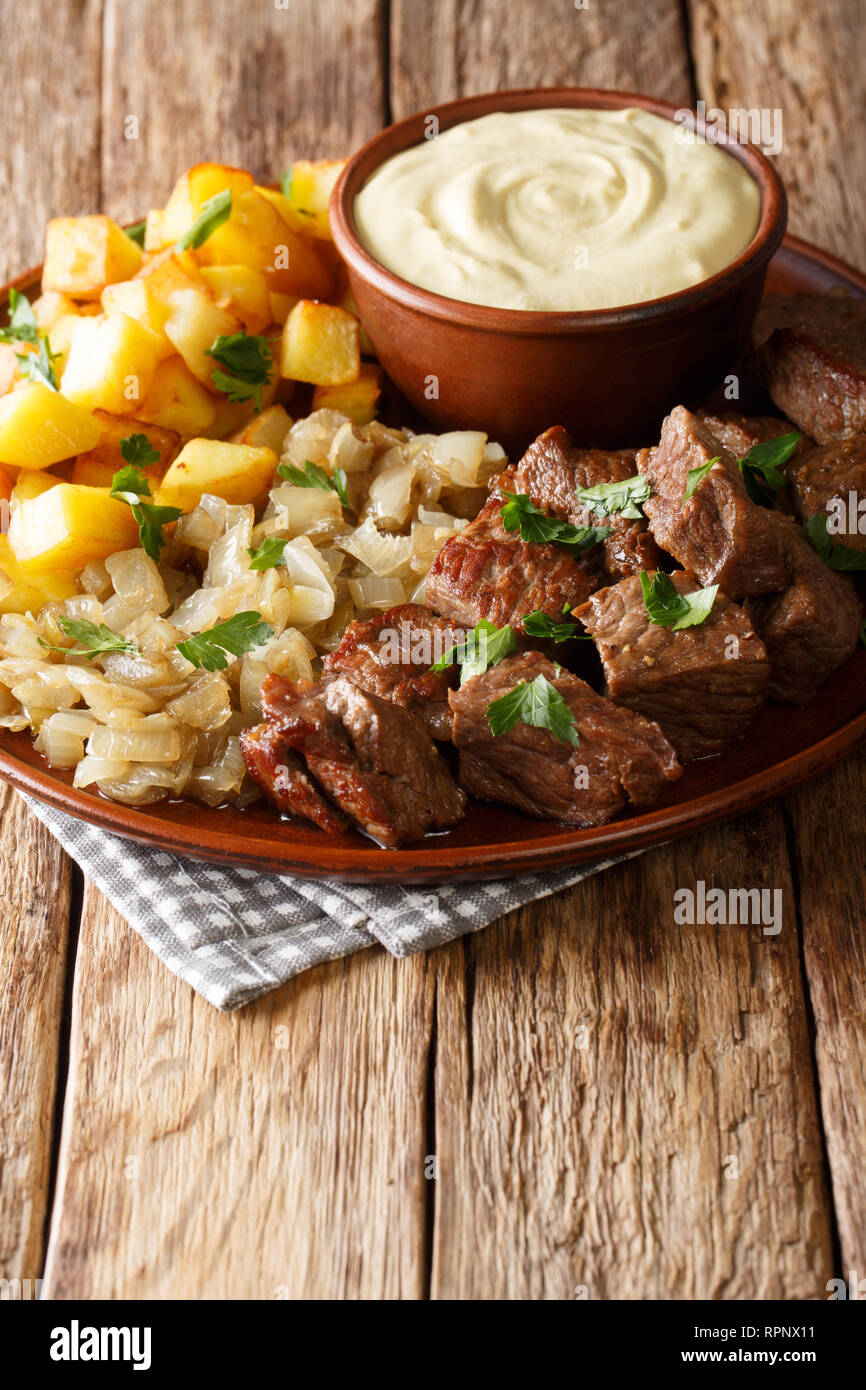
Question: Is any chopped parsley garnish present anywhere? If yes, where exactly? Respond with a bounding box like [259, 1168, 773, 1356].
[576, 474, 650, 520]
[684, 457, 719, 503]
[640, 571, 719, 630]
[805, 513, 866, 572]
[176, 188, 233, 251]
[430, 618, 517, 685]
[125, 219, 147, 247]
[247, 536, 289, 571]
[111, 447, 182, 563]
[176, 612, 273, 671]
[486, 672, 579, 747]
[0, 287, 39, 345]
[38, 617, 139, 661]
[207, 331, 273, 412]
[737, 432, 800, 505]
[277, 458, 351, 512]
[500, 493, 610, 553]
[16, 334, 59, 390]
[522, 606, 588, 643]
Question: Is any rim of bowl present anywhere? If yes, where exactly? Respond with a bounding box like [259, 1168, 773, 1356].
[330, 86, 788, 335]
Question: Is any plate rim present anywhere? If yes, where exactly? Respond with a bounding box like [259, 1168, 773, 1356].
[1, 232, 865, 883]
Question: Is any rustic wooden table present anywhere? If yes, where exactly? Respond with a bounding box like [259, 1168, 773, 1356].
[1, 0, 864, 1301]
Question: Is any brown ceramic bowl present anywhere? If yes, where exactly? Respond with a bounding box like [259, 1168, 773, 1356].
[330, 87, 787, 454]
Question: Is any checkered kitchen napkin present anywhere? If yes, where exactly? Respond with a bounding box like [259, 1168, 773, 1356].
[23, 792, 638, 1010]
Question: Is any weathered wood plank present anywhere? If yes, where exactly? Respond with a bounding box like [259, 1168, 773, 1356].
[43, 886, 433, 1299]
[0, 0, 102, 1286]
[0, 789, 73, 1288]
[43, 0, 433, 1301]
[431, 814, 834, 1299]
[690, 0, 866, 1286]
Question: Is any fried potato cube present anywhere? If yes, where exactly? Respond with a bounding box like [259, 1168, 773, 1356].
[156, 438, 277, 510]
[100, 278, 174, 355]
[152, 163, 255, 250]
[196, 189, 333, 299]
[280, 299, 360, 385]
[0, 535, 79, 612]
[162, 288, 241, 388]
[0, 344, 23, 396]
[8, 482, 140, 571]
[43, 215, 143, 300]
[267, 291, 300, 324]
[59, 313, 163, 415]
[281, 160, 346, 241]
[0, 383, 100, 468]
[136, 357, 216, 436]
[200, 264, 271, 334]
[71, 411, 180, 488]
[10, 469, 64, 508]
[135, 249, 210, 318]
[227, 403, 293, 453]
[144, 209, 169, 252]
[312, 363, 382, 424]
[32, 290, 80, 332]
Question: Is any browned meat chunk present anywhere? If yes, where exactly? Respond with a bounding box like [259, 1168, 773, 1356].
[512, 425, 662, 582]
[323, 603, 461, 738]
[243, 674, 465, 847]
[787, 436, 866, 551]
[239, 721, 349, 833]
[744, 511, 862, 704]
[575, 572, 769, 761]
[449, 651, 680, 826]
[639, 406, 786, 597]
[696, 410, 813, 460]
[425, 487, 593, 634]
[754, 293, 866, 443]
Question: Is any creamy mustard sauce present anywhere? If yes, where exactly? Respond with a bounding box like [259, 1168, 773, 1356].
[355, 107, 761, 311]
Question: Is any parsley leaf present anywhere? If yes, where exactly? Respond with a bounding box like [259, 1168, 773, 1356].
[430, 619, 517, 685]
[38, 617, 139, 661]
[176, 188, 233, 251]
[737, 433, 800, 506]
[500, 493, 610, 553]
[247, 536, 289, 571]
[576, 474, 650, 520]
[176, 612, 273, 671]
[125, 219, 147, 247]
[486, 673, 579, 747]
[277, 458, 352, 512]
[111, 458, 181, 563]
[120, 433, 161, 470]
[805, 513, 866, 572]
[16, 334, 59, 390]
[0, 287, 39, 345]
[684, 457, 719, 503]
[522, 608, 589, 643]
[640, 571, 719, 630]
[207, 331, 273, 412]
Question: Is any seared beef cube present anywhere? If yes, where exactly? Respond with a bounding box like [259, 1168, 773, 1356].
[754, 293, 866, 442]
[639, 406, 786, 597]
[512, 425, 662, 582]
[788, 436, 866, 551]
[574, 572, 769, 761]
[696, 410, 813, 460]
[323, 603, 461, 738]
[744, 511, 862, 704]
[449, 651, 680, 827]
[425, 490, 593, 634]
[244, 675, 466, 846]
[239, 722, 349, 833]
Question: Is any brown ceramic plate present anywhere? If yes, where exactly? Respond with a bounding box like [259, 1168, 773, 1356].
[0, 235, 864, 881]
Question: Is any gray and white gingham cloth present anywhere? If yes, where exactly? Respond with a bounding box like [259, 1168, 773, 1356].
[23, 792, 640, 1011]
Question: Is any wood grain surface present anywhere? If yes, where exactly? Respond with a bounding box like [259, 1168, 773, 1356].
[0, 0, 864, 1301]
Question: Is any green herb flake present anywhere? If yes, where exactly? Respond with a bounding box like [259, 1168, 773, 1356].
[485, 672, 579, 747]
[125, 219, 147, 247]
[0, 287, 39, 345]
[111, 454, 181, 563]
[737, 433, 801, 505]
[522, 608, 589, 643]
[247, 536, 289, 571]
[805, 513, 866, 572]
[277, 458, 351, 512]
[576, 473, 650, 520]
[176, 611, 273, 671]
[430, 619, 517, 685]
[684, 457, 719, 503]
[38, 617, 139, 661]
[207, 331, 273, 412]
[639, 571, 719, 630]
[176, 188, 233, 252]
[500, 493, 610, 553]
[16, 334, 59, 390]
